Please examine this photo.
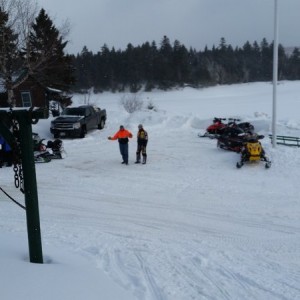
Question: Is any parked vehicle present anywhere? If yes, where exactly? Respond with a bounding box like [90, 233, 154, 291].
[227, 118, 255, 134]
[236, 135, 271, 169]
[50, 105, 107, 138]
[32, 132, 65, 163]
[198, 117, 227, 138]
[199, 117, 254, 139]
[217, 126, 246, 152]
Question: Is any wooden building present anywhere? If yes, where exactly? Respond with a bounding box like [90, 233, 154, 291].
[0, 74, 72, 110]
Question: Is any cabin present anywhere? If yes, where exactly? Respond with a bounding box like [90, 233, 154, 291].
[0, 73, 72, 113]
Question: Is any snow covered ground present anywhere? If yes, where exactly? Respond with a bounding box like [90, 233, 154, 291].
[1, 81, 300, 300]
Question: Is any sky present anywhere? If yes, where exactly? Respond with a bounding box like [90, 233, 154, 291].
[37, 0, 300, 55]
[1, 81, 300, 299]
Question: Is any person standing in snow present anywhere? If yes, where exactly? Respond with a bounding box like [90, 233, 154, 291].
[135, 124, 148, 164]
[0, 135, 12, 168]
[108, 125, 133, 165]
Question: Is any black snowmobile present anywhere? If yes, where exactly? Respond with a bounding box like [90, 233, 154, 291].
[216, 118, 256, 152]
[32, 133, 65, 163]
[216, 126, 247, 152]
[227, 118, 255, 134]
[236, 135, 271, 169]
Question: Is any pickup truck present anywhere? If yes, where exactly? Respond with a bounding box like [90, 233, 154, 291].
[50, 105, 107, 138]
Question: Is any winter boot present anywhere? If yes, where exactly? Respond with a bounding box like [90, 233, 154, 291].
[135, 153, 141, 164]
[142, 155, 147, 164]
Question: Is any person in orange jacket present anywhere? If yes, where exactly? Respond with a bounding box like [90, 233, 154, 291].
[108, 125, 133, 165]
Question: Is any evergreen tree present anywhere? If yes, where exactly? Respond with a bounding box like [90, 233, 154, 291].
[73, 46, 94, 90]
[0, 8, 18, 105]
[277, 43, 288, 80]
[190, 49, 211, 85]
[143, 41, 158, 91]
[123, 43, 141, 92]
[172, 40, 190, 84]
[260, 38, 273, 80]
[70, 36, 294, 92]
[25, 8, 75, 90]
[287, 47, 300, 79]
[157, 35, 173, 89]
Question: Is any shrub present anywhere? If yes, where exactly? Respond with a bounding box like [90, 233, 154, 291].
[120, 94, 143, 113]
[146, 100, 157, 111]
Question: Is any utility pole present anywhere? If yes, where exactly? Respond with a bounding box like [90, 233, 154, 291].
[272, 0, 279, 148]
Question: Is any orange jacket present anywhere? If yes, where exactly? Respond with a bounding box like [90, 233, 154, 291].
[111, 129, 133, 141]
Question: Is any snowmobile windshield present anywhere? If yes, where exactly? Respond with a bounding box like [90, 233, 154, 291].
[62, 108, 85, 116]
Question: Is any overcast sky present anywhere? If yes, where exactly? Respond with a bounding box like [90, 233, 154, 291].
[37, 0, 300, 54]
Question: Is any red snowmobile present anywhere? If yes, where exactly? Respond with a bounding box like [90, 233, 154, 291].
[199, 117, 255, 139]
[198, 117, 227, 138]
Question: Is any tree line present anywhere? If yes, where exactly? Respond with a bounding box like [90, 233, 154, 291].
[1, 0, 300, 99]
[71, 36, 300, 93]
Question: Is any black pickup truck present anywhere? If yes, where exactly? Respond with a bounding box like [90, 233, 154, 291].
[50, 105, 107, 138]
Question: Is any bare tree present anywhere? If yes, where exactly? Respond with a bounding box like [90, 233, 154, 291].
[0, 0, 38, 105]
[0, 0, 38, 48]
[0, 0, 73, 105]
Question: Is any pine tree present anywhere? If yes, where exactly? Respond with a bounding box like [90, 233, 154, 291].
[287, 48, 300, 79]
[25, 8, 75, 90]
[260, 38, 273, 80]
[157, 35, 173, 89]
[0, 8, 18, 105]
[172, 40, 189, 84]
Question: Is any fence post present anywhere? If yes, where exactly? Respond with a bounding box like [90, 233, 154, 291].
[16, 112, 43, 264]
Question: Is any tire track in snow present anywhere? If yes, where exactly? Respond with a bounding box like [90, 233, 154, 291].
[134, 251, 164, 300]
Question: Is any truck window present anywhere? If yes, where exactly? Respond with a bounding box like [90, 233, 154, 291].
[63, 108, 85, 116]
[85, 108, 92, 117]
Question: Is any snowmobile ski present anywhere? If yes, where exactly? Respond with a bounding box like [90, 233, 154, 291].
[34, 156, 51, 163]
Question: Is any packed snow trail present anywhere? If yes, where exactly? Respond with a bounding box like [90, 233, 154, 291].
[1, 82, 300, 299]
[30, 123, 300, 299]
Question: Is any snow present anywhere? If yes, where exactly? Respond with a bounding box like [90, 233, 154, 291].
[1, 81, 300, 300]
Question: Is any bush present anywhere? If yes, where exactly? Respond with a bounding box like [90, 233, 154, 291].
[120, 94, 143, 113]
[146, 100, 157, 111]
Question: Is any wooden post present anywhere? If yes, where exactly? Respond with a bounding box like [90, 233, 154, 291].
[0, 109, 47, 263]
[17, 112, 43, 263]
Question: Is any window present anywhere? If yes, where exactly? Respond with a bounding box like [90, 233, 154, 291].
[21, 91, 32, 107]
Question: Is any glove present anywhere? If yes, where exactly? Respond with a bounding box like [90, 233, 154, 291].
[108, 136, 112, 140]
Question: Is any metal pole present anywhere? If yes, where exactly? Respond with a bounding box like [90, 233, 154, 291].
[17, 113, 43, 264]
[272, 0, 279, 147]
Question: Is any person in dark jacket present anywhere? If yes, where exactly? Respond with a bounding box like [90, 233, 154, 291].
[0, 135, 13, 168]
[108, 125, 133, 165]
[135, 124, 148, 164]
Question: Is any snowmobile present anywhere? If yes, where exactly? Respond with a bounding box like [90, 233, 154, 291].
[32, 133, 65, 163]
[236, 135, 271, 169]
[199, 117, 255, 139]
[216, 126, 247, 152]
[227, 118, 255, 134]
[198, 117, 227, 138]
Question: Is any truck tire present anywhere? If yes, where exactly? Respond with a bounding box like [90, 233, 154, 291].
[79, 126, 86, 138]
[98, 119, 105, 129]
